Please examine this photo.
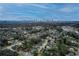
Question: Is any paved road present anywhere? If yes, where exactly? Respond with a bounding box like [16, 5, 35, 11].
[2, 40, 22, 51]
[38, 39, 48, 55]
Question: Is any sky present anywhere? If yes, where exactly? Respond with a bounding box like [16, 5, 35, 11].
[0, 3, 79, 21]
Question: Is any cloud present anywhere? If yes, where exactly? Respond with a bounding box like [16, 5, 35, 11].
[0, 15, 33, 21]
[0, 6, 7, 17]
[59, 6, 79, 13]
[16, 3, 49, 9]
[0, 3, 79, 21]
[14, 3, 51, 15]
[0, 6, 3, 10]
[0, 11, 42, 21]
[0, 6, 4, 13]
[30, 4, 49, 9]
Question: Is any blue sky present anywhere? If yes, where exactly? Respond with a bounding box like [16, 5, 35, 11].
[0, 3, 79, 21]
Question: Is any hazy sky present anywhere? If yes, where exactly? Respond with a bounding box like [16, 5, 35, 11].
[0, 3, 79, 21]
